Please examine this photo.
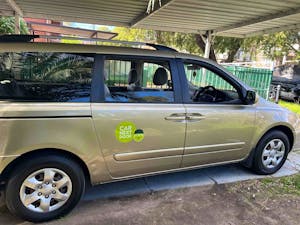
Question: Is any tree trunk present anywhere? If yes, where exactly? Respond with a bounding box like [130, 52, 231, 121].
[224, 48, 239, 63]
[194, 34, 217, 61]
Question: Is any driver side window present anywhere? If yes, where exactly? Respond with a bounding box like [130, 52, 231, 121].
[184, 62, 240, 104]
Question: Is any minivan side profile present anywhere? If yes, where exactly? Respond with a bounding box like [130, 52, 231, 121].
[0, 37, 299, 222]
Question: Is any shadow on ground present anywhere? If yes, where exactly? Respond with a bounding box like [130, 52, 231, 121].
[0, 152, 300, 224]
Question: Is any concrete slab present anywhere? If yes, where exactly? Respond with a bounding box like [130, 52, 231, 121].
[272, 159, 299, 178]
[287, 152, 300, 171]
[144, 169, 214, 191]
[84, 177, 149, 201]
[202, 164, 265, 184]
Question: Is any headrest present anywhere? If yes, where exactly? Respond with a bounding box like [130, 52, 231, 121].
[128, 69, 138, 84]
[153, 67, 168, 86]
[104, 70, 108, 81]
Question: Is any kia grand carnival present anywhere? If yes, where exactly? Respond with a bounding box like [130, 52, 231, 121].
[0, 35, 299, 222]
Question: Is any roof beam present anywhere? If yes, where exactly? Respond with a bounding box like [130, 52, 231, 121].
[23, 12, 129, 27]
[130, 0, 175, 27]
[5, 0, 23, 16]
[215, 7, 300, 33]
[245, 23, 300, 37]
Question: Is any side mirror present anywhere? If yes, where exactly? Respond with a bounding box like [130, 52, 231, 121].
[244, 90, 257, 105]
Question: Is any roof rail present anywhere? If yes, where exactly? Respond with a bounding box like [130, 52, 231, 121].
[0, 34, 178, 52]
[0, 34, 39, 42]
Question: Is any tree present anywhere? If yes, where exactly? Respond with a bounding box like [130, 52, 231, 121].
[259, 31, 300, 64]
[214, 36, 244, 62]
[113, 27, 156, 42]
[110, 26, 300, 64]
[0, 16, 28, 34]
[112, 27, 242, 62]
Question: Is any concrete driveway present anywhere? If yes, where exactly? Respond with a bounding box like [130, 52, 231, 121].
[84, 151, 300, 201]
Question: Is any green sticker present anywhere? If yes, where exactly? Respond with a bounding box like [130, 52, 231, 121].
[133, 129, 144, 143]
[115, 121, 136, 143]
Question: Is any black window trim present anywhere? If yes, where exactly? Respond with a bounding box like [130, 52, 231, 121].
[177, 58, 246, 105]
[91, 54, 183, 104]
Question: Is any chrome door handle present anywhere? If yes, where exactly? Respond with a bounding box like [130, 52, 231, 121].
[186, 113, 205, 121]
[165, 113, 186, 121]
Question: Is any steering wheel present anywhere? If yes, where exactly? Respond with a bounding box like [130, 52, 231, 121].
[193, 85, 217, 102]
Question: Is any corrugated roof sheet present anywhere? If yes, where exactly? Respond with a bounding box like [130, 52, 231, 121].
[0, 0, 299, 37]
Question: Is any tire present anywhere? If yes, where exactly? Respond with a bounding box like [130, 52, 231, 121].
[5, 155, 85, 222]
[252, 130, 290, 175]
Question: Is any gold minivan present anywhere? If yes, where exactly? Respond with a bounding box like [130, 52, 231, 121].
[0, 35, 299, 222]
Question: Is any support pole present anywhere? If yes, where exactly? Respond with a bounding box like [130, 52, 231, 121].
[201, 31, 213, 86]
[204, 30, 212, 59]
[14, 13, 20, 34]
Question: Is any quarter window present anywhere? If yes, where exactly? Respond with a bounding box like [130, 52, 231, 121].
[104, 58, 174, 103]
[0, 52, 93, 102]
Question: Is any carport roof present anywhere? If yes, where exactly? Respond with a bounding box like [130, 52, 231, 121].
[1, 0, 300, 37]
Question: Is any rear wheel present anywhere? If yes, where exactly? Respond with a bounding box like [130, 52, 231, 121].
[5, 155, 85, 222]
[252, 130, 290, 175]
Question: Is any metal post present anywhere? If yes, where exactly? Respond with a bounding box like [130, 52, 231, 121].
[201, 31, 213, 86]
[14, 13, 20, 34]
[204, 31, 212, 59]
[275, 84, 281, 104]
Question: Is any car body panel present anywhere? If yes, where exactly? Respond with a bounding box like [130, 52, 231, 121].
[182, 104, 256, 167]
[0, 102, 111, 184]
[251, 97, 299, 150]
[91, 103, 186, 178]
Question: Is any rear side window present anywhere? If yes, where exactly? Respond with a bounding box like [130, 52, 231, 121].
[104, 58, 174, 103]
[0, 52, 93, 102]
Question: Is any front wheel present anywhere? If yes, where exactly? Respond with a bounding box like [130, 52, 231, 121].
[5, 155, 85, 222]
[252, 130, 290, 175]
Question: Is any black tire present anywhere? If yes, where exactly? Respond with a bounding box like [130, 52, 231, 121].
[5, 155, 85, 222]
[252, 130, 290, 175]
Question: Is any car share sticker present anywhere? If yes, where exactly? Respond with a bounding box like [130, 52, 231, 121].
[115, 121, 144, 143]
[133, 129, 144, 143]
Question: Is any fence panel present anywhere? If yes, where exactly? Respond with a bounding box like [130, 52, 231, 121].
[224, 66, 272, 99]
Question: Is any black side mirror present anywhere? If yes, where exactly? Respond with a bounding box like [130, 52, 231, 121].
[244, 90, 257, 105]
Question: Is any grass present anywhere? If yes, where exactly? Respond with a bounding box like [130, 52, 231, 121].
[260, 174, 300, 196]
[279, 100, 300, 114]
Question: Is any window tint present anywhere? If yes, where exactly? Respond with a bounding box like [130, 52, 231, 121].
[184, 63, 240, 104]
[0, 52, 93, 102]
[104, 59, 174, 103]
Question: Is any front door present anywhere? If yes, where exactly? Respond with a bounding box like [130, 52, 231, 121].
[92, 56, 186, 178]
[180, 60, 256, 167]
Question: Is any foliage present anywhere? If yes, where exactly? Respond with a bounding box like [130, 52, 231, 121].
[112, 26, 300, 63]
[214, 36, 244, 62]
[112, 27, 244, 61]
[259, 31, 300, 61]
[260, 174, 300, 196]
[241, 31, 300, 63]
[113, 27, 156, 42]
[112, 27, 202, 55]
[279, 100, 300, 114]
[0, 16, 28, 34]
[19, 53, 92, 82]
[61, 39, 83, 44]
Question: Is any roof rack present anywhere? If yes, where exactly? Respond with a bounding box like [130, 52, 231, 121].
[0, 34, 39, 43]
[0, 34, 178, 52]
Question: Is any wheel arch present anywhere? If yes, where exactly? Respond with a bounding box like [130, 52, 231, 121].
[0, 148, 92, 186]
[242, 124, 294, 168]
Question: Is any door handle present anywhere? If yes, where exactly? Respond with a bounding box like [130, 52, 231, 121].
[186, 113, 205, 121]
[165, 113, 186, 121]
